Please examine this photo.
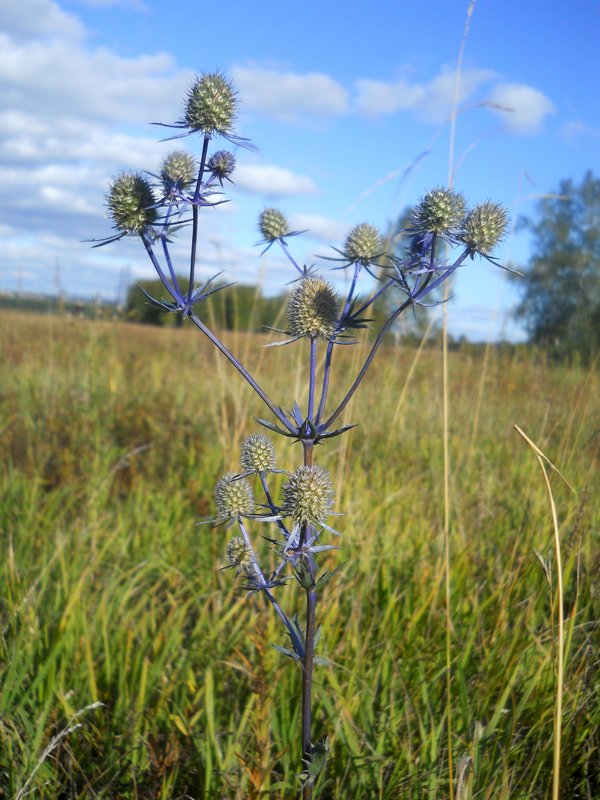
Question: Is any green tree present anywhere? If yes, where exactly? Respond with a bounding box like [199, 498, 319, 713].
[516, 171, 600, 361]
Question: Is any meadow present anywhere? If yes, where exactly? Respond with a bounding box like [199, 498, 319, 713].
[0, 309, 598, 799]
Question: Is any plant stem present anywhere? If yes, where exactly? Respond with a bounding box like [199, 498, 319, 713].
[302, 442, 316, 800]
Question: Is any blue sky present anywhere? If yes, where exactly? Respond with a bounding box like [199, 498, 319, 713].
[1, 0, 598, 340]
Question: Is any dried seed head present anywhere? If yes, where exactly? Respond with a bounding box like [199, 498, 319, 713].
[107, 172, 157, 234]
[283, 465, 335, 527]
[215, 473, 255, 519]
[207, 150, 236, 180]
[459, 201, 509, 255]
[226, 536, 252, 572]
[160, 150, 196, 191]
[184, 72, 237, 136]
[241, 433, 276, 473]
[258, 207, 289, 241]
[288, 277, 339, 339]
[343, 223, 382, 264]
[412, 188, 466, 235]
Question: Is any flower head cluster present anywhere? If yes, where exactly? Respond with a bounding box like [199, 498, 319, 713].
[184, 72, 238, 137]
[241, 433, 277, 473]
[288, 277, 339, 340]
[283, 465, 335, 527]
[459, 201, 509, 255]
[160, 150, 196, 192]
[215, 473, 255, 521]
[343, 223, 383, 265]
[225, 536, 252, 573]
[258, 207, 290, 242]
[107, 172, 157, 235]
[412, 188, 466, 236]
[207, 150, 236, 182]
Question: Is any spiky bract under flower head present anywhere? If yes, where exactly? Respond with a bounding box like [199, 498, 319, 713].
[226, 537, 252, 572]
[207, 150, 236, 180]
[343, 222, 382, 264]
[412, 187, 466, 235]
[258, 207, 289, 241]
[459, 201, 509, 255]
[288, 277, 339, 339]
[241, 433, 276, 473]
[283, 465, 334, 527]
[107, 172, 157, 235]
[160, 150, 196, 191]
[184, 72, 237, 137]
[215, 473, 255, 519]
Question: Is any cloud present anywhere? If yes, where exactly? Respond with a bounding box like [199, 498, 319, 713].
[289, 214, 348, 244]
[488, 83, 555, 134]
[355, 68, 496, 122]
[234, 164, 316, 196]
[0, 0, 83, 41]
[230, 65, 349, 122]
[560, 120, 599, 141]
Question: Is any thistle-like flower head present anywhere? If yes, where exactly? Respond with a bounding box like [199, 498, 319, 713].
[412, 188, 466, 236]
[184, 72, 238, 137]
[283, 465, 335, 527]
[288, 277, 339, 340]
[343, 223, 382, 265]
[459, 201, 509, 255]
[160, 150, 196, 191]
[226, 536, 252, 573]
[215, 473, 255, 520]
[107, 172, 157, 235]
[207, 150, 236, 181]
[258, 207, 290, 242]
[241, 433, 276, 473]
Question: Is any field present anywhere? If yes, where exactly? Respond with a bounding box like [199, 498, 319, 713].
[0, 309, 598, 799]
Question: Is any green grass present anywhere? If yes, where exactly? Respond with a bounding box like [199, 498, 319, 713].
[0, 310, 598, 799]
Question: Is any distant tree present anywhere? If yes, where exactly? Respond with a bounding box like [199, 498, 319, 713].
[515, 171, 600, 362]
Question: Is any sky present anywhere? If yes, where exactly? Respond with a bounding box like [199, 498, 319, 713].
[1, 0, 598, 341]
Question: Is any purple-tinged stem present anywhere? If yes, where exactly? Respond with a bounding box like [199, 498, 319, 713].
[278, 239, 304, 276]
[301, 442, 316, 800]
[141, 234, 178, 302]
[185, 136, 210, 314]
[188, 312, 295, 433]
[308, 338, 317, 420]
[316, 262, 361, 422]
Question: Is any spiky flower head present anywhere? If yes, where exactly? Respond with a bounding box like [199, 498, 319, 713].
[412, 187, 466, 235]
[226, 537, 252, 573]
[459, 201, 509, 255]
[207, 150, 236, 181]
[215, 473, 255, 519]
[343, 222, 382, 265]
[107, 172, 157, 235]
[184, 72, 237, 137]
[160, 150, 196, 191]
[288, 277, 339, 339]
[241, 433, 276, 473]
[258, 207, 290, 241]
[283, 465, 335, 527]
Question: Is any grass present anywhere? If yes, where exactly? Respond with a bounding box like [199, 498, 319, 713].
[0, 309, 598, 799]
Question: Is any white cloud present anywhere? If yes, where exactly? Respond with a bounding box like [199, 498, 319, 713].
[230, 65, 349, 122]
[355, 68, 496, 122]
[488, 83, 555, 134]
[560, 120, 599, 141]
[234, 164, 316, 196]
[0, 0, 83, 41]
[289, 214, 348, 244]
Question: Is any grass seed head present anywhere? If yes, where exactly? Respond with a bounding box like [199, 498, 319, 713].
[283, 465, 334, 527]
[288, 277, 339, 339]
